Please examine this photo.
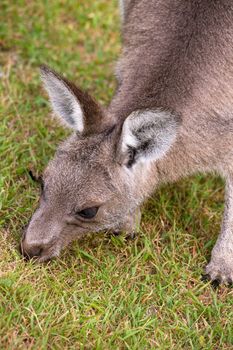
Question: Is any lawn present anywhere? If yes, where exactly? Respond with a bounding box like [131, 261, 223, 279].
[1, 1, 233, 349]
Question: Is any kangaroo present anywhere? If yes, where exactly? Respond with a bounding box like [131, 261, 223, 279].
[21, 0, 233, 285]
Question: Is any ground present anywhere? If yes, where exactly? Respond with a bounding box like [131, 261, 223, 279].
[1, 1, 233, 349]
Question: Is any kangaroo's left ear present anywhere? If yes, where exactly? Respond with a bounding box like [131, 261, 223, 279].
[40, 65, 107, 135]
[118, 109, 180, 167]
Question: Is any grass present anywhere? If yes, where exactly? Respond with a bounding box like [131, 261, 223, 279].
[0, 0, 233, 349]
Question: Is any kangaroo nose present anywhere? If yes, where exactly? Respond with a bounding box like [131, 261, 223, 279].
[19, 239, 43, 260]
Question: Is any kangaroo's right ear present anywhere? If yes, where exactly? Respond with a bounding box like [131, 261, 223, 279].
[40, 65, 105, 135]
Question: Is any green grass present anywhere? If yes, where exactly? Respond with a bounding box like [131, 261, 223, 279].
[1, 1, 233, 349]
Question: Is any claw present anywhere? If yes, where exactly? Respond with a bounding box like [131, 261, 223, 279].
[111, 231, 121, 237]
[201, 273, 221, 289]
[126, 232, 136, 240]
[201, 273, 220, 289]
[211, 279, 221, 289]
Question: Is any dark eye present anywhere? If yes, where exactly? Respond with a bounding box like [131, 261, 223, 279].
[76, 207, 99, 219]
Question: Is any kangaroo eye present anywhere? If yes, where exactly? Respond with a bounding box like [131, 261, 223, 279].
[76, 207, 99, 219]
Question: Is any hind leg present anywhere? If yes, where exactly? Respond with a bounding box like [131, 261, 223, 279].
[205, 177, 233, 284]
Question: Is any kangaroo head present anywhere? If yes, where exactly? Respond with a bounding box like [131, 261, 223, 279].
[21, 66, 179, 261]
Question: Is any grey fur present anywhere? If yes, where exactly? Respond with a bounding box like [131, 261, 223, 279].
[21, 1, 233, 284]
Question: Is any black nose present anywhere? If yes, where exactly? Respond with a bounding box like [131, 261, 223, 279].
[19, 239, 43, 260]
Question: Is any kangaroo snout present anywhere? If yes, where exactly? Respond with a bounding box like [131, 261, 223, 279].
[20, 212, 62, 261]
[20, 234, 56, 261]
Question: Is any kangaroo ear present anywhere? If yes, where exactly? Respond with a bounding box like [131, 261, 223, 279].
[40, 65, 105, 135]
[119, 109, 180, 167]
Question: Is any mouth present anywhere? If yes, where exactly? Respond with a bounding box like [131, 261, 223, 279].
[19, 242, 60, 263]
[36, 250, 60, 263]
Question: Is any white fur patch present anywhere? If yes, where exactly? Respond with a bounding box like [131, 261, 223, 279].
[41, 71, 84, 133]
[121, 109, 179, 164]
[121, 116, 139, 152]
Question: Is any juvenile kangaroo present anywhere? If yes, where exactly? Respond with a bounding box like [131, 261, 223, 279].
[21, 0, 233, 284]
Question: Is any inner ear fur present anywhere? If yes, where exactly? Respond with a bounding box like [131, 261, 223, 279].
[118, 109, 181, 167]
